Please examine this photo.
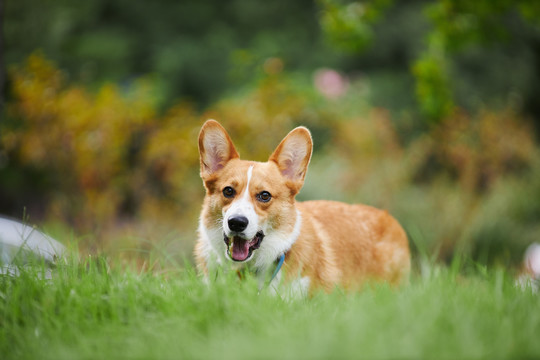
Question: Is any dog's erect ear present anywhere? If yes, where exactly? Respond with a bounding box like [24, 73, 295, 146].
[269, 126, 313, 193]
[198, 120, 239, 179]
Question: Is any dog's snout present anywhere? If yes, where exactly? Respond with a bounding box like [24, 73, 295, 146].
[228, 216, 249, 233]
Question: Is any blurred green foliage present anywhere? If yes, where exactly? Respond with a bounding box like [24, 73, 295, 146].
[318, 0, 540, 124]
[2, 1, 540, 267]
[5, 0, 540, 126]
[4, 0, 333, 107]
[2, 54, 540, 267]
[318, 0, 393, 52]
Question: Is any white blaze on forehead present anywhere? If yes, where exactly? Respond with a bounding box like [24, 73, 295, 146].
[223, 165, 259, 238]
[242, 166, 254, 201]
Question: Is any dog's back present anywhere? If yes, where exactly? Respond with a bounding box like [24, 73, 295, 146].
[283, 200, 410, 292]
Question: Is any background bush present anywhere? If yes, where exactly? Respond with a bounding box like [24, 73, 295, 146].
[1, 0, 540, 268]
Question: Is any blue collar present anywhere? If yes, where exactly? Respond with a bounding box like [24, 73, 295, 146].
[269, 253, 286, 284]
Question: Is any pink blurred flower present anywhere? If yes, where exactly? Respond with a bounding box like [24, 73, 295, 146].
[313, 68, 349, 99]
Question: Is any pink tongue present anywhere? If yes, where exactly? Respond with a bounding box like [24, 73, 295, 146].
[231, 238, 250, 261]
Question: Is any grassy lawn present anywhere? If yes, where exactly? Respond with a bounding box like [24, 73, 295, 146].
[1, 257, 539, 360]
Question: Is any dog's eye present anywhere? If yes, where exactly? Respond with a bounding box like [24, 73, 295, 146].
[222, 186, 236, 198]
[256, 191, 272, 203]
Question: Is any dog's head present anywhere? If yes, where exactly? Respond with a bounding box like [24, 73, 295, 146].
[198, 120, 312, 267]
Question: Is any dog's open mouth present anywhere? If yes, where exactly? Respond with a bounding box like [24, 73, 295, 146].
[224, 231, 264, 262]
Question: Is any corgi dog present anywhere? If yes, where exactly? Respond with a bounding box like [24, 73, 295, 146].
[195, 120, 410, 295]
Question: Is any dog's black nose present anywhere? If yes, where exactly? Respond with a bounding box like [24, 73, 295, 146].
[228, 216, 249, 233]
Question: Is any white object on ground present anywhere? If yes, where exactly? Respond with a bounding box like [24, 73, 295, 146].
[524, 242, 540, 278]
[516, 242, 540, 293]
[0, 216, 65, 276]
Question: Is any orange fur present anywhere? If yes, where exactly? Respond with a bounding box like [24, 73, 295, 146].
[196, 120, 410, 293]
[284, 201, 410, 292]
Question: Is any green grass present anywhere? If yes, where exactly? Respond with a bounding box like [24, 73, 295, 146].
[1, 257, 539, 360]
